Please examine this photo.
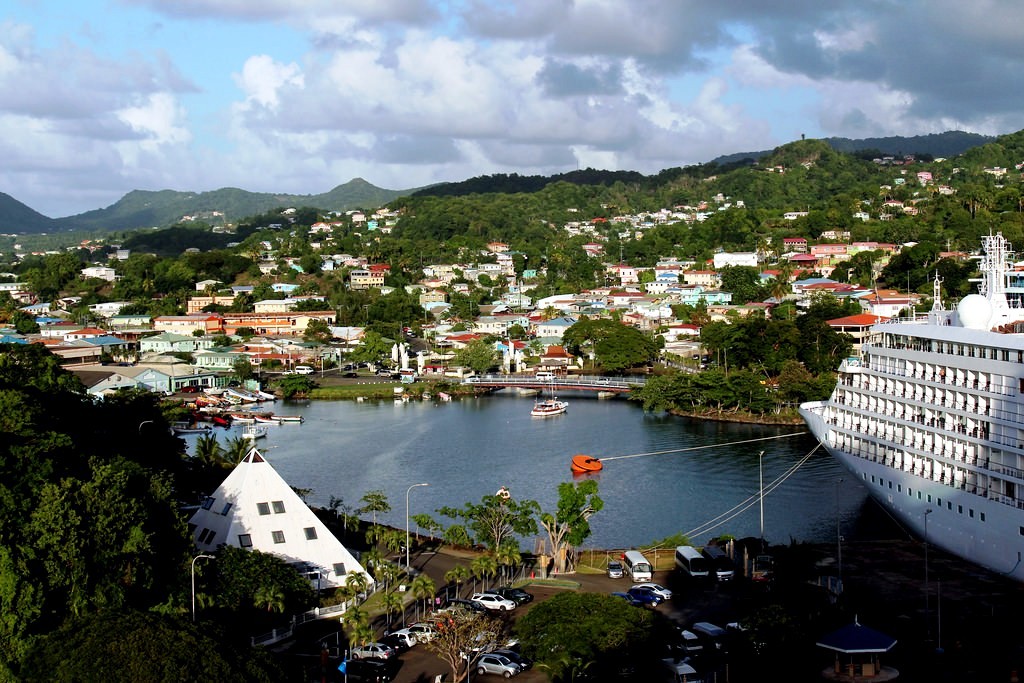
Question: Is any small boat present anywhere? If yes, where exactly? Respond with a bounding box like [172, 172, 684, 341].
[211, 416, 232, 427]
[229, 413, 256, 424]
[171, 421, 214, 435]
[531, 398, 568, 417]
[571, 454, 603, 473]
[253, 415, 281, 424]
[274, 415, 304, 423]
[438, 392, 452, 402]
[242, 424, 268, 440]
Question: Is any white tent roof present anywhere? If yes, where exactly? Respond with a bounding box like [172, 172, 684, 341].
[188, 448, 370, 590]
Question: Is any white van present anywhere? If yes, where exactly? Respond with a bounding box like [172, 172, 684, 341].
[294, 365, 314, 375]
[535, 371, 555, 380]
[622, 550, 653, 582]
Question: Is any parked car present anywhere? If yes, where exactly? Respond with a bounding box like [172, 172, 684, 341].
[606, 560, 624, 579]
[376, 368, 396, 377]
[488, 587, 534, 605]
[406, 622, 437, 643]
[630, 582, 673, 600]
[492, 648, 533, 670]
[448, 598, 487, 613]
[475, 652, 523, 678]
[349, 642, 396, 661]
[625, 586, 663, 607]
[342, 371, 358, 378]
[343, 659, 395, 682]
[380, 630, 416, 652]
[611, 591, 643, 607]
[470, 592, 517, 611]
[180, 385, 200, 393]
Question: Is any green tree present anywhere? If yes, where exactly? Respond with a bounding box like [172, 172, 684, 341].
[253, 584, 286, 613]
[359, 489, 391, 528]
[444, 565, 471, 600]
[348, 330, 390, 366]
[423, 609, 505, 683]
[514, 592, 653, 681]
[561, 318, 660, 373]
[452, 338, 498, 373]
[438, 493, 539, 552]
[303, 318, 334, 345]
[19, 610, 285, 682]
[538, 480, 604, 575]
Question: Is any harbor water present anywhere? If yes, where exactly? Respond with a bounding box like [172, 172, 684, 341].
[188, 391, 882, 551]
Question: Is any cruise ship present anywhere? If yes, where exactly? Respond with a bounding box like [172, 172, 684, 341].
[800, 233, 1024, 582]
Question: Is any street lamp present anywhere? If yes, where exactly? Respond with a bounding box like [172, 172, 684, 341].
[191, 553, 215, 622]
[406, 483, 429, 570]
[758, 451, 765, 544]
[924, 508, 933, 637]
[836, 478, 844, 591]
[138, 420, 153, 435]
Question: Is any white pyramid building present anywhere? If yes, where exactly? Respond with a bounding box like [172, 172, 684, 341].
[188, 448, 371, 590]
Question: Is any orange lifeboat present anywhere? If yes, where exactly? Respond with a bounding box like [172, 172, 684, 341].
[571, 454, 603, 474]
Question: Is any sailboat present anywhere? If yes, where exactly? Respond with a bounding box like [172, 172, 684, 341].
[530, 378, 568, 417]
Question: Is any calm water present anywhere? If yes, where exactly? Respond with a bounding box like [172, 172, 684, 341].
[187, 391, 875, 550]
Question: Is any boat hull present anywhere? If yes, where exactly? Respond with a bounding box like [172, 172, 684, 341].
[800, 400, 1024, 582]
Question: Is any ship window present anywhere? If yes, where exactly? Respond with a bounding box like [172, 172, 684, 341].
[871, 475, 876, 483]
[948, 501, 953, 510]
[958, 505, 963, 514]
[897, 484, 902, 493]
[1020, 527, 1024, 536]
[927, 494, 932, 503]
[969, 508, 974, 518]
[917, 491, 922, 500]
[888, 481, 893, 489]
[980, 512, 985, 522]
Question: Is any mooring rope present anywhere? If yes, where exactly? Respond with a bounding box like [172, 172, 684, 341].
[598, 431, 808, 462]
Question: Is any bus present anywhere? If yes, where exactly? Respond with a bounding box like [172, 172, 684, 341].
[701, 545, 735, 581]
[674, 545, 710, 579]
[622, 550, 653, 582]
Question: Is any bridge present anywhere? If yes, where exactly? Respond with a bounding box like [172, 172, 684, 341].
[462, 374, 648, 394]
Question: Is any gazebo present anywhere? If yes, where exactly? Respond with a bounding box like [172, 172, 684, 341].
[816, 617, 899, 681]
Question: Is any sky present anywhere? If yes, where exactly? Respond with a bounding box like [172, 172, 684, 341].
[4, 1, 1024, 219]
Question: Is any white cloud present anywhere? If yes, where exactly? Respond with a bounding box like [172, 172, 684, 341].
[233, 55, 305, 110]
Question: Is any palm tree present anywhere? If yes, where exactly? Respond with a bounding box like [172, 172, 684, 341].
[444, 565, 470, 600]
[221, 436, 251, 464]
[495, 543, 522, 585]
[410, 574, 436, 621]
[380, 590, 403, 630]
[362, 548, 384, 577]
[253, 583, 286, 613]
[471, 554, 498, 592]
[193, 434, 225, 467]
[376, 562, 400, 592]
[346, 571, 370, 599]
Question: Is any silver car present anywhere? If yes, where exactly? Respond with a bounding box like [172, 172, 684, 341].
[476, 653, 522, 678]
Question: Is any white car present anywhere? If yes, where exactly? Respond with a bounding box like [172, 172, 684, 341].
[349, 642, 396, 660]
[470, 592, 517, 611]
[631, 582, 673, 600]
[406, 622, 437, 642]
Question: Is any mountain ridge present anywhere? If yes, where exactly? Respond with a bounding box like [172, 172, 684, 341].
[0, 130, 1002, 234]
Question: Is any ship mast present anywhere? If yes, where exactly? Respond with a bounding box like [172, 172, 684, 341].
[978, 232, 1012, 326]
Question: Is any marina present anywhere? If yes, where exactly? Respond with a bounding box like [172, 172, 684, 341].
[185, 392, 874, 551]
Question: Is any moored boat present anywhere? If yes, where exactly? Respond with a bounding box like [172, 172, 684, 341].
[274, 415, 304, 423]
[242, 424, 268, 440]
[531, 398, 568, 417]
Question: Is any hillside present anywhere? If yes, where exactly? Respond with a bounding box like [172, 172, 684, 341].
[0, 129, 1005, 235]
[0, 192, 58, 234]
[710, 130, 993, 166]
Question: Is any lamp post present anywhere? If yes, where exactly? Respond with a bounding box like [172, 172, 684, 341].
[758, 451, 765, 544]
[836, 478, 844, 591]
[924, 508, 933, 638]
[138, 420, 153, 435]
[406, 483, 429, 570]
[191, 553, 215, 622]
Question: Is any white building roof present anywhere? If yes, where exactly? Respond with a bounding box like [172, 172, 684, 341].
[188, 448, 370, 589]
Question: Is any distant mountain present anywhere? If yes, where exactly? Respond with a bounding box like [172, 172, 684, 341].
[20, 178, 414, 235]
[710, 131, 995, 166]
[0, 192, 58, 234]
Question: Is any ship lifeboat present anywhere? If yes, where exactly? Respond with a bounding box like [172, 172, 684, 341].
[570, 454, 603, 473]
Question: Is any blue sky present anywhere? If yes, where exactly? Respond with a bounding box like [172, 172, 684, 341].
[4, 0, 1024, 218]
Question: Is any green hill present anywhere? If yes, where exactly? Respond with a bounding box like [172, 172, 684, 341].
[49, 178, 413, 233]
[0, 192, 58, 234]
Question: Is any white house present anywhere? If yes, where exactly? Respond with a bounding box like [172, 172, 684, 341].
[713, 252, 759, 269]
[188, 448, 371, 590]
[81, 266, 117, 282]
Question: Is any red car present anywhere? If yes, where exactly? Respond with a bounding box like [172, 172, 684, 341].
[180, 386, 200, 393]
